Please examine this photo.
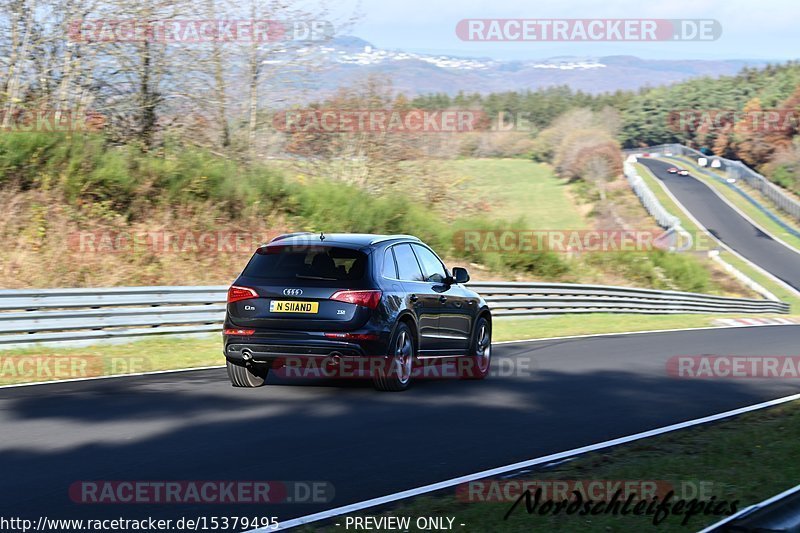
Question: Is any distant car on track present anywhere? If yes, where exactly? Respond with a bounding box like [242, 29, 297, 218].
[678, 169, 690, 176]
[667, 167, 678, 174]
[223, 233, 492, 391]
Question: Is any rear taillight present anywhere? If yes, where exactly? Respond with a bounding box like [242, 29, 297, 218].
[330, 290, 382, 309]
[223, 328, 255, 336]
[227, 285, 258, 304]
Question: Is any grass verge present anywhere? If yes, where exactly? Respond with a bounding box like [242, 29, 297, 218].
[490, 313, 789, 342]
[451, 159, 587, 229]
[0, 335, 223, 386]
[299, 400, 800, 532]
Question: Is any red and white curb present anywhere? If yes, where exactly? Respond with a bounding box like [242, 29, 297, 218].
[713, 317, 800, 327]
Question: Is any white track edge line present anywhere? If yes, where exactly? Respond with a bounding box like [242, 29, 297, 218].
[1, 323, 798, 390]
[258, 391, 800, 531]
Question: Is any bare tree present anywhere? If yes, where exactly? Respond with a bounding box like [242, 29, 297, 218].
[0, 0, 36, 127]
[0, 0, 356, 153]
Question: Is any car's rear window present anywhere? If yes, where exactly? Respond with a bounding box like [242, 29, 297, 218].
[243, 245, 367, 281]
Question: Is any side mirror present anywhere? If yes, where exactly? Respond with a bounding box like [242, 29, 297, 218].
[451, 267, 470, 284]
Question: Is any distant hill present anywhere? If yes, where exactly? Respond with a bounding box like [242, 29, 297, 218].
[277, 37, 767, 96]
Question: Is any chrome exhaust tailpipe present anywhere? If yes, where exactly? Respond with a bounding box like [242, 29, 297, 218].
[241, 350, 253, 363]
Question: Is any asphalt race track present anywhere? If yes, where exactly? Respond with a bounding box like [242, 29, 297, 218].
[1, 326, 799, 529]
[639, 157, 800, 291]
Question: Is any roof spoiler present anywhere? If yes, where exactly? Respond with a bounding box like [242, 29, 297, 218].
[265, 232, 315, 245]
[369, 235, 421, 245]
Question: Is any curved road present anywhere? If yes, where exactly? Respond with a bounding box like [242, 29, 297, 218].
[1, 326, 799, 528]
[639, 157, 800, 291]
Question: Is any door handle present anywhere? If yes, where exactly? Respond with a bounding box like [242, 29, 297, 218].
[439, 295, 448, 303]
[410, 294, 419, 303]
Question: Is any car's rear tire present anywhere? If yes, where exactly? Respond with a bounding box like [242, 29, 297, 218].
[226, 359, 268, 388]
[462, 316, 491, 380]
[373, 322, 414, 392]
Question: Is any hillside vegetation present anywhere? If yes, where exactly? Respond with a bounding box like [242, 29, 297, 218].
[0, 131, 737, 295]
[3, 48, 796, 295]
[414, 64, 800, 195]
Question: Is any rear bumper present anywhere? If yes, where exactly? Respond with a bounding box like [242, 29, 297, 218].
[226, 340, 367, 361]
[223, 331, 390, 364]
[224, 337, 396, 379]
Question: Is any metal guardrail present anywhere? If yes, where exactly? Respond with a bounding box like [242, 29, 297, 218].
[0, 283, 789, 347]
[624, 161, 682, 230]
[624, 144, 800, 223]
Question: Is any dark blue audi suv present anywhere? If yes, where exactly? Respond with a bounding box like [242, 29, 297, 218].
[223, 233, 492, 391]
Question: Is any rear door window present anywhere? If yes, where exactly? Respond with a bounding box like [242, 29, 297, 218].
[393, 244, 424, 282]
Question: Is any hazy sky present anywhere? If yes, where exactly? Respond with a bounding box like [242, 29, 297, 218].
[332, 0, 800, 61]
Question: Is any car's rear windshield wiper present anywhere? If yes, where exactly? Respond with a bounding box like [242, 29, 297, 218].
[295, 274, 338, 280]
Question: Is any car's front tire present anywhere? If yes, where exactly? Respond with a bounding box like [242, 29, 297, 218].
[373, 322, 414, 392]
[226, 359, 269, 387]
[462, 316, 491, 380]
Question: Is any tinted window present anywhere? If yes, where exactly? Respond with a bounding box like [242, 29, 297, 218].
[393, 244, 424, 281]
[382, 248, 398, 278]
[412, 244, 447, 283]
[243, 245, 366, 281]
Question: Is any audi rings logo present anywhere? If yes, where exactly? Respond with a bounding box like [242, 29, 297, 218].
[283, 288, 303, 296]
